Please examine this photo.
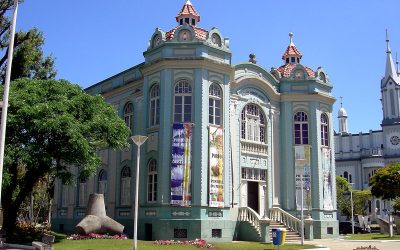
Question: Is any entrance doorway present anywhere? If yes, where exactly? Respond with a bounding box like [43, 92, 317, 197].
[247, 181, 259, 214]
[144, 223, 152, 241]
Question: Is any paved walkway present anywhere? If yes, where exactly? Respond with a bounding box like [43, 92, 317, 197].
[299, 238, 400, 250]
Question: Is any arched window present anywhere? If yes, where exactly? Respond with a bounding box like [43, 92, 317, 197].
[98, 169, 107, 200]
[174, 80, 192, 123]
[78, 176, 87, 207]
[147, 159, 158, 202]
[124, 102, 133, 130]
[120, 166, 131, 206]
[320, 113, 329, 146]
[241, 104, 266, 143]
[294, 111, 309, 145]
[149, 84, 160, 126]
[344, 171, 348, 182]
[349, 174, 352, 183]
[209, 83, 222, 125]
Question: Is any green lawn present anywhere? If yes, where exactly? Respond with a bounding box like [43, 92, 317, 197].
[54, 239, 317, 250]
[344, 233, 400, 240]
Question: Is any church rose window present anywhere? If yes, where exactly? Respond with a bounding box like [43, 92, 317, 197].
[294, 111, 309, 145]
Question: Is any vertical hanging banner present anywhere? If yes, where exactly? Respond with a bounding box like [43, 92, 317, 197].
[322, 147, 334, 210]
[171, 123, 193, 207]
[295, 145, 311, 211]
[209, 126, 224, 208]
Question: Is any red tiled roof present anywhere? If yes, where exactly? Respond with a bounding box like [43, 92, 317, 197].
[176, 1, 200, 22]
[277, 64, 315, 78]
[282, 44, 302, 60]
[165, 25, 208, 41]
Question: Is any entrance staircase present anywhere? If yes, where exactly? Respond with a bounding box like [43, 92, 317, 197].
[238, 207, 302, 242]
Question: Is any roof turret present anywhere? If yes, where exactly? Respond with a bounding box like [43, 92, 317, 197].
[282, 32, 302, 64]
[176, 0, 200, 26]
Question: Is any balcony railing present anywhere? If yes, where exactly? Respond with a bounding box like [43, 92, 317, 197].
[240, 140, 268, 156]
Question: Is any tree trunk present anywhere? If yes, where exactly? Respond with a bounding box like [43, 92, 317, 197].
[1, 165, 41, 237]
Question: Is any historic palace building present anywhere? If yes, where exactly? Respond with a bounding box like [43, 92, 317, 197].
[52, 0, 338, 241]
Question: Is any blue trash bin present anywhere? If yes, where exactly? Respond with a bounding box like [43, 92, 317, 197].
[272, 228, 282, 245]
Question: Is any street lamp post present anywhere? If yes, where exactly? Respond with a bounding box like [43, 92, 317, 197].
[0, 0, 19, 227]
[300, 173, 304, 245]
[131, 135, 148, 250]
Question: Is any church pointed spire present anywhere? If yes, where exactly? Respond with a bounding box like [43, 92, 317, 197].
[282, 32, 302, 64]
[384, 29, 398, 81]
[176, 0, 200, 26]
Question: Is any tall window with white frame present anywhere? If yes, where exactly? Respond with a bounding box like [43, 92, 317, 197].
[147, 159, 157, 203]
[294, 111, 309, 145]
[120, 166, 131, 206]
[149, 84, 160, 126]
[98, 169, 107, 200]
[124, 102, 133, 130]
[241, 104, 266, 143]
[320, 113, 329, 146]
[78, 176, 87, 207]
[209, 83, 222, 125]
[174, 80, 192, 123]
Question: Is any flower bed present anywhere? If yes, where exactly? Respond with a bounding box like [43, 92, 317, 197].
[154, 239, 214, 248]
[67, 233, 128, 240]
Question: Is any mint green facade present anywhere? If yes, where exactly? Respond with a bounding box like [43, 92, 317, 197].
[52, 1, 338, 241]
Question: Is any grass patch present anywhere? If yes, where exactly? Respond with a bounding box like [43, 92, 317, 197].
[54, 239, 317, 250]
[344, 233, 400, 240]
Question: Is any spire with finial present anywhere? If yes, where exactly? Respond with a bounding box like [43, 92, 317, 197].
[384, 29, 398, 81]
[282, 32, 302, 64]
[396, 52, 399, 75]
[338, 96, 348, 134]
[176, 0, 200, 26]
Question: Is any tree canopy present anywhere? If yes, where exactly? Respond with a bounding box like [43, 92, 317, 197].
[370, 163, 400, 200]
[1, 78, 130, 235]
[1, 1, 56, 83]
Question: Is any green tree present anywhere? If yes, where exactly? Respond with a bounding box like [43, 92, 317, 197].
[370, 163, 400, 200]
[336, 176, 351, 219]
[353, 190, 372, 216]
[0, 78, 130, 236]
[1, 1, 56, 83]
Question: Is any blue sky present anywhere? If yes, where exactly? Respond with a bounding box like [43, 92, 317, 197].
[14, 0, 400, 133]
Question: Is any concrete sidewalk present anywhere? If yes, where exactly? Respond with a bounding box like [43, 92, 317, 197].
[298, 238, 400, 250]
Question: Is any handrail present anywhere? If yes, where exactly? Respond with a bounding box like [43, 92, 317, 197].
[238, 207, 261, 234]
[269, 207, 301, 235]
